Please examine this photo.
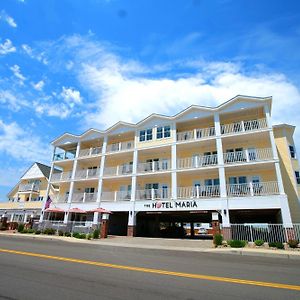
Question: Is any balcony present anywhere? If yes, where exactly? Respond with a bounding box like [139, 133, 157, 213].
[226, 181, 279, 197]
[54, 195, 69, 203]
[136, 188, 170, 200]
[78, 147, 102, 158]
[51, 171, 72, 182]
[106, 140, 134, 153]
[53, 151, 76, 161]
[74, 168, 100, 180]
[101, 191, 131, 202]
[221, 118, 267, 135]
[72, 192, 97, 203]
[223, 148, 273, 165]
[177, 127, 215, 142]
[103, 164, 133, 177]
[18, 183, 40, 192]
[137, 160, 171, 173]
[177, 154, 218, 170]
[177, 185, 220, 199]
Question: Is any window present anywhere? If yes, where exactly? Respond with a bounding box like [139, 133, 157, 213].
[289, 145, 296, 159]
[157, 125, 171, 139]
[85, 187, 95, 193]
[146, 129, 153, 140]
[139, 130, 146, 142]
[295, 171, 300, 184]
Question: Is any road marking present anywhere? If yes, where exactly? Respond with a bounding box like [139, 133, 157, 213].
[0, 248, 299, 291]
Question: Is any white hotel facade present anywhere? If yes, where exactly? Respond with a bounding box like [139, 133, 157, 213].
[40, 95, 300, 236]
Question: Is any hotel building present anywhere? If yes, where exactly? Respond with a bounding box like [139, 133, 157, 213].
[40, 95, 300, 237]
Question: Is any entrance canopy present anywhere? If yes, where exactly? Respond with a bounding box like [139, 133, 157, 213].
[68, 207, 86, 214]
[88, 208, 112, 214]
[45, 207, 65, 213]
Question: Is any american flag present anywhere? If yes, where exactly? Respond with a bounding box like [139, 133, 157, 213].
[45, 196, 52, 209]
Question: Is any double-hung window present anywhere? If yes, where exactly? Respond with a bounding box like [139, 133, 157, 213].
[289, 145, 296, 159]
[146, 129, 153, 141]
[295, 171, 300, 184]
[156, 125, 171, 139]
[139, 130, 146, 142]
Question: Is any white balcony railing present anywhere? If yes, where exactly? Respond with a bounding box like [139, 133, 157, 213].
[74, 168, 99, 180]
[221, 118, 268, 135]
[177, 154, 218, 169]
[177, 186, 220, 199]
[224, 148, 273, 164]
[103, 164, 133, 177]
[101, 191, 131, 202]
[106, 140, 134, 153]
[177, 127, 215, 142]
[136, 188, 170, 200]
[72, 192, 97, 203]
[78, 147, 102, 158]
[51, 171, 72, 182]
[18, 183, 40, 192]
[53, 195, 69, 203]
[53, 152, 76, 161]
[137, 160, 171, 173]
[227, 181, 279, 197]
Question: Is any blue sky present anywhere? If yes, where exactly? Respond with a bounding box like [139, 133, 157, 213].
[1, 0, 300, 200]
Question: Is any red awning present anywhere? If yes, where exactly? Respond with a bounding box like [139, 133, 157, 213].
[68, 207, 86, 214]
[45, 207, 65, 213]
[87, 208, 112, 214]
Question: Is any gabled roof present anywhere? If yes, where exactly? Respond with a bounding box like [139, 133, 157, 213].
[52, 95, 272, 146]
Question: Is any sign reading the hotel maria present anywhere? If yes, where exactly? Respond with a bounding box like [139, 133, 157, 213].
[143, 200, 198, 210]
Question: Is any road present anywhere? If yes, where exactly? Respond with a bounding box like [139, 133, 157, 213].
[0, 236, 300, 300]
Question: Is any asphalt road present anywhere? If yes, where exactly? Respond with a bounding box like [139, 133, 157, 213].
[0, 236, 300, 300]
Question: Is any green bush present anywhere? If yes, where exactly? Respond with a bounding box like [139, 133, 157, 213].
[35, 230, 41, 235]
[93, 229, 100, 239]
[213, 234, 223, 247]
[0, 224, 8, 231]
[72, 232, 80, 238]
[275, 242, 284, 249]
[27, 229, 35, 234]
[78, 233, 86, 239]
[64, 232, 71, 237]
[43, 228, 56, 235]
[254, 239, 264, 247]
[228, 240, 247, 248]
[21, 229, 28, 234]
[288, 239, 299, 248]
[58, 230, 64, 236]
[17, 224, 24, 233]
[268, 242, 277, 248]
[87, 233, 92, 240]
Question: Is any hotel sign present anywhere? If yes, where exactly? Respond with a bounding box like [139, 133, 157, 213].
[143, 200, 198, 210]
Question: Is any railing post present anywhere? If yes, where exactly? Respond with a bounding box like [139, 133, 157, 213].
[193, 128, 197, 140]
[249, 225, 254, 242]
[151, 188, 155, 200]
[83, 192, 86, 203]
[116, 165, 119, 176]
[114, 191, 117, 202]
[196, 186, 200, 198]
[245, 149, 249, 162]
[119, 142, 121, 151]
[249, 182, 254, 196]
[241, 120, 245, 132]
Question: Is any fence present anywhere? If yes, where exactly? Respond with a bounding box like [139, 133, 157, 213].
[37, 221, 97, 234]
[222, 224, 300, 243]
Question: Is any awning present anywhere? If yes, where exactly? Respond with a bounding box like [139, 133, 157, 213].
[68, 207, 86, 214]
[87, 208, 112, 214]
[45, 207, 65, 213]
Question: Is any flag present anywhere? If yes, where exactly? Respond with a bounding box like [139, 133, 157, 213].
[45, 196, 52, 209]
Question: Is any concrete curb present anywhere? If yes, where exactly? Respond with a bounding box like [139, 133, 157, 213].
[1, 232, 300, 259]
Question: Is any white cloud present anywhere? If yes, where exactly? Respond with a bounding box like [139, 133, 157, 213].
[10, 64, 26, 84]
[0, 39, 16, 55]
[60, 86, 82, 107]
[22, 44, 48, 65]
[0, 120, 50, 162]
[0, 90, 29, 111]
[0, 10, 17, 28]
[32, 80, 45, 91]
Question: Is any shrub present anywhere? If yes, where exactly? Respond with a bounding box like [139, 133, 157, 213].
[72, 232, 80, 238]
[213, 233, 223, 247]
[288, 239, 299, 248]
[21, 229, 28, 234]
[43, 228, 56, 235]
[254, 239, 264, 247]
[35, 230, 41, 235]
[228, 240, 247, 248]
[87, 233, 92, 240]
[64, 232, 71, 237]
[58, 230, 64, 236]
[78, 233, 86, 239]
[27, 229, 35, 234]
[268, 242, 277, 248]
[0, 224, 8, 231]
[93, 229, 100, 239]
[17, 224, 24, 233]
[275, 242, 284, 250]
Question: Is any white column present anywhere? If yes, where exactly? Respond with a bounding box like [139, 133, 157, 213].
[10, 213, 14, 222]
[280, 196, 293, 226]
[214, 113, 227, 198]
[93, 136, 108, 224]
[130, 148, 138, 202]
[23, 213, 28, 223]
[39, 146, 56, 223]
[171, 144, 177, 200]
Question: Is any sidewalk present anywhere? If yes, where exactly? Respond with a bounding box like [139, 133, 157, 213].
[1, 231, 300, 260]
